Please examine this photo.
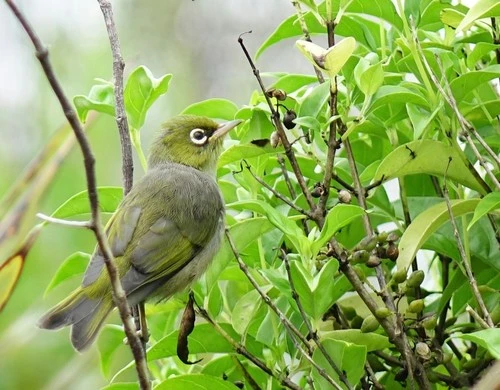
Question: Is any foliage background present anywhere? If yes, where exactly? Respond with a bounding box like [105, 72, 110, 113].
[1, 0, 499, 389]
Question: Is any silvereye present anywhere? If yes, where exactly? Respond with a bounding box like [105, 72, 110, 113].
[38, 115, 241, 351]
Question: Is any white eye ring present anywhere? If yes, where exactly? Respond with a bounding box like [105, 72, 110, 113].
[190, 128, 208, 145]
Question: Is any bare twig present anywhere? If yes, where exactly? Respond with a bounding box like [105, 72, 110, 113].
[97, 0, 150, 360]
[4, 2, 149, 388]
[193, 299, 301, 390]
[97, 0, 134, 195]
[442, 159, 494, 328]
[36, 213, 92, 228]
[282, 251, 352, 390]
[466, 305, 490, 330]
[238, 33, 316, 211]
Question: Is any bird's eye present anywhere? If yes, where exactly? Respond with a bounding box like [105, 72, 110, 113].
[190, 129, 208, 145]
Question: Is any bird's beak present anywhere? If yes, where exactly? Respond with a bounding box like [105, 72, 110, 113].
[210, 119, 242, 141]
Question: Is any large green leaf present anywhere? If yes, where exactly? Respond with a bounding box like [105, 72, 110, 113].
[367, 85, 429, 114]
[373, 140, 488, 195]
[181, 98, 238, 121]
[397, 199, 480, 271]
[455, 328, 500, 359]
[311, 204, 365, 256]
[468, 191, 500, 230]
[450, 65, 500, 102]
[457, 0, 500, 32]
[50, 187, 123, 219]
[218, 144, 280, 168]
[44, 252, 90, 295]
[124, 66, 172, 130]
[320, 329, 391, 351]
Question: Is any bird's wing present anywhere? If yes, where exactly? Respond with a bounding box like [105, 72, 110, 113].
[81, 164, 223, 297]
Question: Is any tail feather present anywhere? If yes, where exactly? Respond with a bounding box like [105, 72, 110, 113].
[38, 289, 113, 351]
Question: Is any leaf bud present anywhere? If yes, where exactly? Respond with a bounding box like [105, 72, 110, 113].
[408, 299, 424, 313]
[407, 270, 425, 288]
[375, 307, 392, 319]
[354, 234, 378, 251]
[338, 189, 352, 204]
[366, 255, 381, 268]
[393, 268, 408, 284]
[415, 342, 431, 360]
[386, 243, 399, 261]
[377, 231, 388, 243]
[361, 315, 380, 333]
[350, 250, 369, 264]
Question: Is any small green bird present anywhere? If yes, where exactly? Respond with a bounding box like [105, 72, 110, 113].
[38, 115, 241, 351]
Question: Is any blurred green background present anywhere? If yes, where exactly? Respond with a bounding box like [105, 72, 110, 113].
[0, 1, 308, 388]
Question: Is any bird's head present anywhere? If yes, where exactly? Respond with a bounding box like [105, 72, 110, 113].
[148, 115, 241, 173]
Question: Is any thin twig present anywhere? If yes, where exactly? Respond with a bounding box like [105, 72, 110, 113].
[4, 2, 150, 388]
[225, 230, 313, 354]
[282, 251, 352, 390]
[36, 213, 92, 228]
[232, 356, 262, 390]
[466, 305, 490, 329]
[242, 163, 311, 217]
[238, 33, 316, 211]
[96, 0, 150, 361]
[442, 158, 494, 327]
[193, 300, 301, 390]
[97, 0, 134, 195]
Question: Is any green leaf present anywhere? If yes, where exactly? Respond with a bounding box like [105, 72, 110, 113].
[232, 289, 262, 335]
[270, 74, 318, 92]
[321, 329, 391, 351]
[312, 339, 366, 388]
[372, 140, 488, 195]
[293, 116, 321, 132]
[124, 66, 172, 130]
[218, 144, 280, 168]
[468, 192, 500, 230]
[205, 218, 275, 288]
[440, 8, 465, 29]
[450, 65, 500, 102]
[73, 82, 115, 123]
[0, 251, 24, 313]
[228, 200, 310, 258]
[296, 37, 356, 77]
[312, 205, 365, 256]
[50, 187, 123, 219]
[148, 323, 240, 361]
[256, 12, 325, 59]
[155, 374, 239, 390]
[354, 58, 384, 96]
[98, 325, 125, 378]
[455, 328, 500, 359]
[457, 0, 500, 32]
[297, 81, 331, 119]
[467, 43, 500, 68]
[181, 98, 238, 121]
[397, 199, 480, 271]
[406, 103, 441, 140]
[44, 252, 90, 295]
[367, 85, 429, 114]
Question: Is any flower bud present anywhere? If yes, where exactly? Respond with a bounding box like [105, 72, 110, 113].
[407, 270, 425, 288]
[338, 190, 352, 204]
[361, 315, 380, 333]
[375, 307, 392, 319]
[408, 299, 424, 314]
[415, 342, 431, 360]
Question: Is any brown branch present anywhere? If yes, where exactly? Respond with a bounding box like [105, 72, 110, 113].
[4, 2, 150, 388]
[97, 0, 134, 195]
[238, 33, 316, 211]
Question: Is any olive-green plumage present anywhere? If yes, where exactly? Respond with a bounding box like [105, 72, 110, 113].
[38, 115, 241, 351]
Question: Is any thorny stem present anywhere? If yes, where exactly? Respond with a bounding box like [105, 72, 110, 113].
[442, 159, 494, 327]
[4, 1, 150, 388]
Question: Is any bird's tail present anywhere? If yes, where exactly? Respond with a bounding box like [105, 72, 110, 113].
[38, 288, 113, 351]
